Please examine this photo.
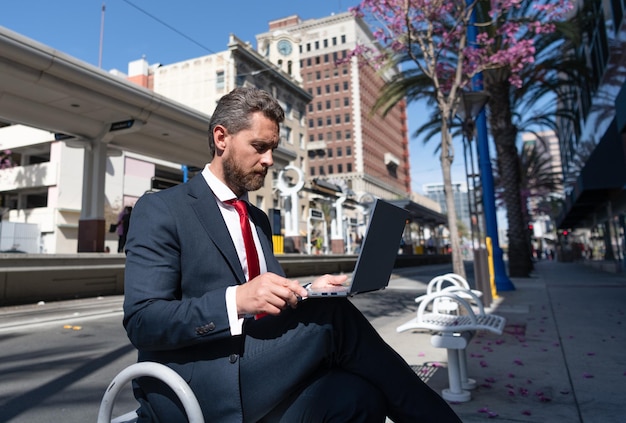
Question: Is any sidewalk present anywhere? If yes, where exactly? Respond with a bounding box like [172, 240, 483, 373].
[374, 260, 626, 423]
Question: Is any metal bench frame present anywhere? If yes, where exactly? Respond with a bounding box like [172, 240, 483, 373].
[97, 362, 205, 423]
[397, 286, 505, 402]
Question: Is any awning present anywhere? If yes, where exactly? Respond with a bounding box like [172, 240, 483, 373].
[557, 118, 626, 229]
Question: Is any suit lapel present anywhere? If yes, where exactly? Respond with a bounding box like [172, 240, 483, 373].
[186, 176, 247, 283]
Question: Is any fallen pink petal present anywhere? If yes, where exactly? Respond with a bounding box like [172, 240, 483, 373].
[583, 372, 594, 378]
[487, 411, 499, 418]
[522, 410, 532, 416]
[514, 359, 524, 366]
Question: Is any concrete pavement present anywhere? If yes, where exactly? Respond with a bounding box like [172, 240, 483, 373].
[376, 260, 626, 423]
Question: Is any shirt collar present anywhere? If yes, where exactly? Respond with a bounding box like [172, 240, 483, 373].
[202, 163, 250, 204]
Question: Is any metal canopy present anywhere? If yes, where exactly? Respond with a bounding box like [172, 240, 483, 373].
[389, 199, 448, 227]
[0, 26, 211, 167]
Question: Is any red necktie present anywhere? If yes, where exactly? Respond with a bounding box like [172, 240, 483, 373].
[227, 199, 260, 280]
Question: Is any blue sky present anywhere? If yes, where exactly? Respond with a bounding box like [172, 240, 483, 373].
[0, 0, 468, 193]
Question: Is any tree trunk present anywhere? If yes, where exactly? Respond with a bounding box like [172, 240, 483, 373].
[439, 116, 466, 279]
[485, 73, 533, 277]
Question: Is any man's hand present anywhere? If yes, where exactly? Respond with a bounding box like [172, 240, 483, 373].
[236, 273, 308, 317]
[308, 274, 349, 292]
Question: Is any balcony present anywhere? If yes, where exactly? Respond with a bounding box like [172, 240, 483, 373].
[0, 162, 57, 192]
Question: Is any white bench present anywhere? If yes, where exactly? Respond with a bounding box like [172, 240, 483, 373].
[414, 273, 483, 313]
[397, 287, 505, 402]
[97, 362, 204, 423]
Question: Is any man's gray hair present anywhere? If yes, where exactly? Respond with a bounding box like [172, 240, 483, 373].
[208, 87, 285, 157]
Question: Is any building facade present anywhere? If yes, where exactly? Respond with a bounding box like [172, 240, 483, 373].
[556, 0, 626, 263]
[256, 13, 412, 253]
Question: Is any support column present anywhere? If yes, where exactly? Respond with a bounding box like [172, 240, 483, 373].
[78, 137, 108, 252]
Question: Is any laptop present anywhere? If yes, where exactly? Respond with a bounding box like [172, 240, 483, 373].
[306, 199, 409, 298]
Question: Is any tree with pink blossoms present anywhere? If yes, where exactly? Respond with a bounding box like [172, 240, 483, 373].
[348, 0, 573, 278]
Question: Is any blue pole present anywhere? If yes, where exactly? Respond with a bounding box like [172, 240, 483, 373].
[468, 2, 515, 291]
[182, 165, 189, 183]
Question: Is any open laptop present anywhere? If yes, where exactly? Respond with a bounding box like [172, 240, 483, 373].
[306, 199, 409, 298]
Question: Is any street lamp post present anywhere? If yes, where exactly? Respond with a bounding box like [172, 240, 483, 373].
[457, 91, 494, 305]
[467, 0, 515, 292]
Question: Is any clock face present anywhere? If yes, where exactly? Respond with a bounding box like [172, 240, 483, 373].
[277, 39, 292, 56]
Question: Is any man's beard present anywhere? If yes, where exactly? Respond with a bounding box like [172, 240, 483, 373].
[222, 154, 267, 195]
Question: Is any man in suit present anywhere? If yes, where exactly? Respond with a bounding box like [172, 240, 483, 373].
[123, 87, 461, 422]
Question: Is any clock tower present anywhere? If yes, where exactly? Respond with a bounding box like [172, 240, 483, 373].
[257, 28, 300, 82]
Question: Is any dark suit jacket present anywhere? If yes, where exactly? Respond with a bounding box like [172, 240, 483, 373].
[123, 174, 284, 421]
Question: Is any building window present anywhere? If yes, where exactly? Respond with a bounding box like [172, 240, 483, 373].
[335, 83, 340, 92]
[309, 134, 315, 142]
[309, 119, 314, 128]
[325, 85, 331, 94]
[319, 166, 325, 175]
[344, 114, 350, 123]
[328, 165, 334, 174]
[216, 70, 225, 89]
[326, 100, 331, 109]
[327, 148, 333, 158]
[341, 35, 346, 43]
[347, 163, 352, 172]
[343, 81, 349, 90]
[317, 102, 322, 111]
[344, 97, 350, 106]
[326, 116, 332, 125]
[315, 41, 320, 49]
[337, 146, 343, 156]
[338, 164, 343, 173]
[332, 37, 337, 46]
[336, 131, 342, 140]
[318, 118, 323, 127]
[282, 126, 292, 144]
[318, 133, 324, 140]
[316, 86, 322, 95]
[310, 167, 315, 176]
[346, 145, 352, 155]
[308, 103, 313, 112]
[324, 39, 328, 48]
[335, 115, 341, 124]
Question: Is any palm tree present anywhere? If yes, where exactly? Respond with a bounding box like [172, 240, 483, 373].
[472, 0, 587, 276]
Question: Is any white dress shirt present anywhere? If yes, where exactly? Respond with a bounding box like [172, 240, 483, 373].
[201, 164, 267, 335]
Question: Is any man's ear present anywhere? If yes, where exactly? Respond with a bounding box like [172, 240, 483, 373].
[213, 125, 228, 152]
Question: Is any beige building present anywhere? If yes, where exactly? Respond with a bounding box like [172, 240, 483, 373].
[124, 35, 312, 252]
